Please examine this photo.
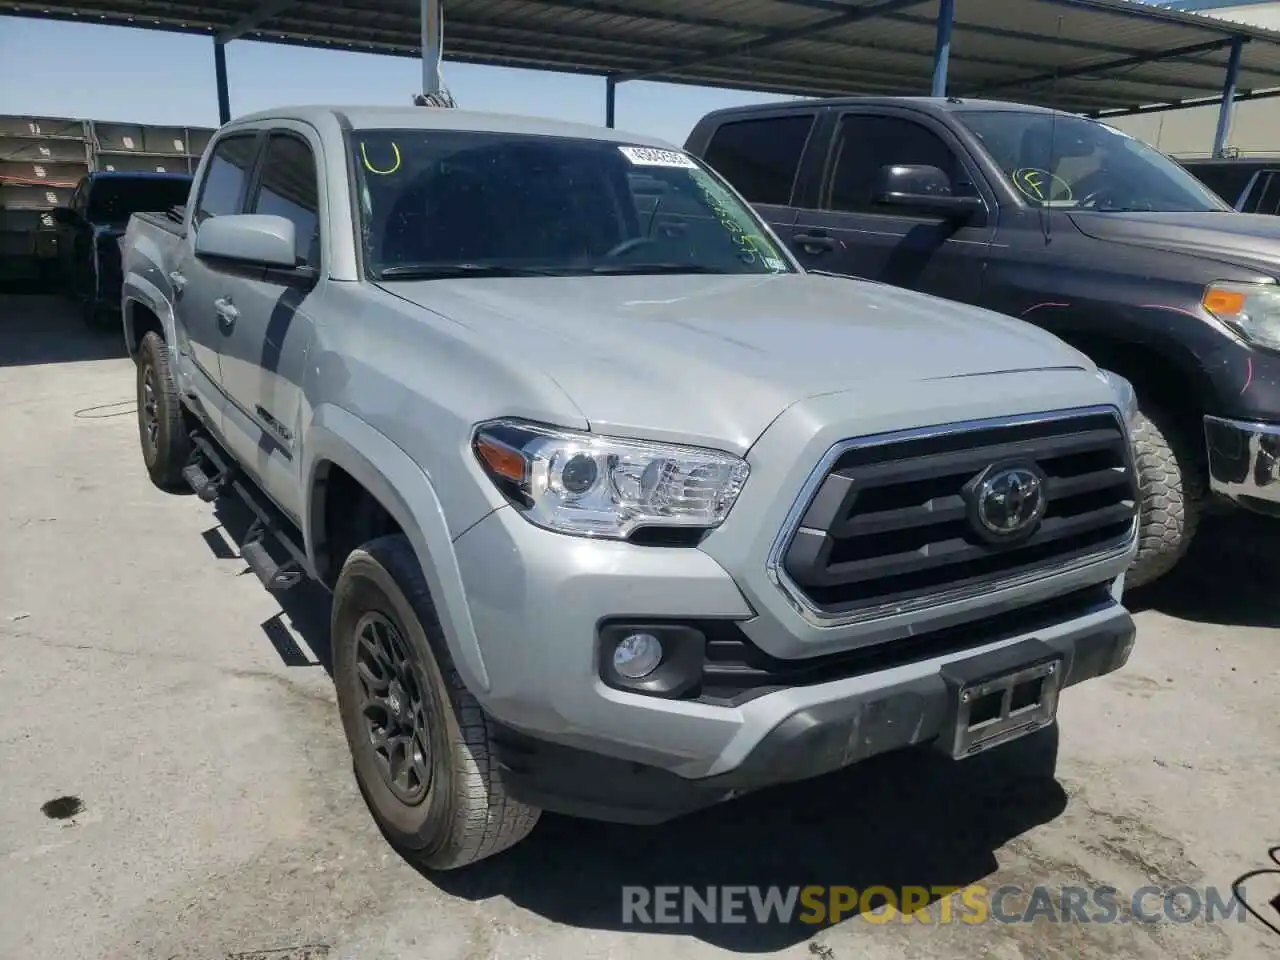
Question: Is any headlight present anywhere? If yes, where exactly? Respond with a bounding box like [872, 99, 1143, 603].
[471, 419, 750, 539]
[1202, 281, 1280, 351]
[1097, 369, 1139, 431]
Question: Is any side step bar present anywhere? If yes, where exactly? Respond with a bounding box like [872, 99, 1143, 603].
[241, 520, 305, 591]
[182, 430, 310, 593]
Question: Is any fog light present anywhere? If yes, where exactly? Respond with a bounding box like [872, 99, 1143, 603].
[612, 632, 663, 679]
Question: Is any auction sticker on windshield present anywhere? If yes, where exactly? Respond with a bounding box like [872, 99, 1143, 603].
[619, 146, 698, 168]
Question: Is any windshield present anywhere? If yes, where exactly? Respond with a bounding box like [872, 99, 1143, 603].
[954, 110, 1229, 213]
[349, 129, 795, 279]
[87, 177, 192, 223]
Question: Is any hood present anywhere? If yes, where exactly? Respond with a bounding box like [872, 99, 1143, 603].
[1069, 210, 1280, 276]
[378, 272, 1088, 452]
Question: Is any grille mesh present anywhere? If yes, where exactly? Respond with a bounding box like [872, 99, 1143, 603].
[779, 411, 1137, 617]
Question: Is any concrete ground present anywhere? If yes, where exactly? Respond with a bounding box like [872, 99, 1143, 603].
[1, 294, 1277, 960]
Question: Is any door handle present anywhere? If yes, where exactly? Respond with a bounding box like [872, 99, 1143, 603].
[792, 233, 838, 254]
[214, 297, 239, 331]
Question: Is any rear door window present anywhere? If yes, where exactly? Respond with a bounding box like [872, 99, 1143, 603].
[1253, 172, 1280, 215]
[701, 115, 815, 206]
[1183, 164, 1257, 207]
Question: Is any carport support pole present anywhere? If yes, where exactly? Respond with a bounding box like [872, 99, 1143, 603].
[605, 76, 617, 128]
[421, 0, 443, 96]
[213, 39, 231, 126]
[1213, 36, 1244, 158]
[931, 0, 956, 98]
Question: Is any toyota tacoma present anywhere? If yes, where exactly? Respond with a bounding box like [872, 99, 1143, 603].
[119, 105, 1141, 869]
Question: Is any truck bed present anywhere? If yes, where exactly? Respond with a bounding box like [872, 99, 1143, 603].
[132, 207, 186, 238]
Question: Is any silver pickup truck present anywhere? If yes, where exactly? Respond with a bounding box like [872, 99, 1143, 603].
[119, 105, 1142, 870]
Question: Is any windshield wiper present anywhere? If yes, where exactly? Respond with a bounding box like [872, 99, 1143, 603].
[587, 263, 727, 275]
[377, 263, 567, 280]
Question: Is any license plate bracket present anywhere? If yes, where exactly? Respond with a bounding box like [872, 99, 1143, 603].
[937, 639, 1063, 760]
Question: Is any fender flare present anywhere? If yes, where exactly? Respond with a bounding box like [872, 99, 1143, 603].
[122, 271, 178, 360]
[302, 404, 491, 693]
[1026, 302, 1217, 403]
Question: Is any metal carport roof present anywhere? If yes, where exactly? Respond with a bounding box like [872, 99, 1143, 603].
[8, 0, 1280, 119]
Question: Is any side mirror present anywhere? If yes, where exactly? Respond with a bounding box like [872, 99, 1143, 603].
[874, 164, 984, 218]
[194, 213, 298, 269]
[49, 206, 76, 226]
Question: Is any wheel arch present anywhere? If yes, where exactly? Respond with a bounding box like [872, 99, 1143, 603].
[303, 404, 491, 693]
[121, 271, 178, 358]
[1051, 322, 1209, 473]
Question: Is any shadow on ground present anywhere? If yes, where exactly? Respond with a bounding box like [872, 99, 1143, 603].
[1127, 510, 1280, 628]
[208, 495, 334, 674]
[431, 732, 1066, 952]
[0, 294, 127, 367]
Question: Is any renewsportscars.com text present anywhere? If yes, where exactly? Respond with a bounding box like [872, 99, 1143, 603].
[621, 884, 1249, 926]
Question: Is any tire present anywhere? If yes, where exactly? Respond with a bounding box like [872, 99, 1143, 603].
[332, 534, 540, 871]
[135, 331, 191, 490]
[1125, 400, 1207, 590]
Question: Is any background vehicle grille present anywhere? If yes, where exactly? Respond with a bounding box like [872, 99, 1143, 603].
[778, 411, 1137, 618]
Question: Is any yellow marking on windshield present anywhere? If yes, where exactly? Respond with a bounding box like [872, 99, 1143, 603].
[360, 141, 401, 175]
[1012, 168, 1072, 203]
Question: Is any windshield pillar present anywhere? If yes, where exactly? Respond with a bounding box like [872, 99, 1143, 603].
[1212, 35, 1245, 159]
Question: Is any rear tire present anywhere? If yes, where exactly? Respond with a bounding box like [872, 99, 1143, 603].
[332, 534, 540, 871]
[1125, 401, 1206, 590]
[135, 331, 191, 491]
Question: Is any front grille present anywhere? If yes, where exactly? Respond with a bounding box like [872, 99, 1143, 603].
[777, 410, 1137, 619]
[696, 583, 1116, 706]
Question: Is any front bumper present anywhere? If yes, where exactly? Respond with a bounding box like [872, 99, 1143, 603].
[453, 500, 1134, 790]
[491, 609, 1135, 824]
[1205, 415, 1280, 513]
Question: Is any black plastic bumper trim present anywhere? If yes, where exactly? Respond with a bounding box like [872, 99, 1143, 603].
[492, 606, 1135, 825]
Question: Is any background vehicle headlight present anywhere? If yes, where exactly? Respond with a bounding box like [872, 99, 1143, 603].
[1202, 281, 1280, 352]
[472, 419, 749, 538]
[1097, 369, 1139, 432]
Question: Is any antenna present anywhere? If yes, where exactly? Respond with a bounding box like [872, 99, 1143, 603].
[1043, 14, 1064, 247]
[415, 0, 457, 107]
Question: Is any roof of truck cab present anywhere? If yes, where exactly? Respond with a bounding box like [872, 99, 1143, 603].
[1181, 156, 1280, 165]
[697, 96, 1074, 123]
[225, 105, 673, 149]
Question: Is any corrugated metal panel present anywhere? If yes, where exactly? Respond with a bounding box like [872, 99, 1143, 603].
[0, 136, 90, 163]
[0, 115, 88, 139]
[93, 121, 150, 154]
[95, 152, 192, 173]
[187, 128, 214, 155]
[4, 0, 1280, 114]
[0, 183, 73, 210]
[142, 125, 200, 155]
[0, 160, 88, 188]
[0, 114, 211, 275]
[0, 210, 55, 232]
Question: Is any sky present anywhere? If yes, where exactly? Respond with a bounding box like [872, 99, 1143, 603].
[0, 16, 795, 145]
